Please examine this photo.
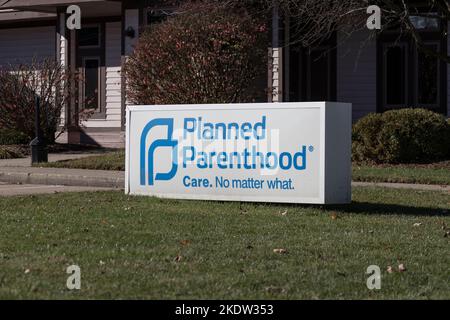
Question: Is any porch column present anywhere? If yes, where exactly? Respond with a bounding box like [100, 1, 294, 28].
[56, 10, 69, 133]
[269, 4, 284, 102]
[56, 8, 80, 144]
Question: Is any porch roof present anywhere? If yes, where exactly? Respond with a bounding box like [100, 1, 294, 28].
[0, 9, 56, 22]
[0, 0, 113, 8]
[0, 0, 122, 22]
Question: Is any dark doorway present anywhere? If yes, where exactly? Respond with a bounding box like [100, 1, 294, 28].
[288, 33, 337, 102]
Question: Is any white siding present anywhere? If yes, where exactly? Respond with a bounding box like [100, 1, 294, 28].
[105, 21, 122, 124]
[337, 29, 377, 120]
[0, 26, 55, 65]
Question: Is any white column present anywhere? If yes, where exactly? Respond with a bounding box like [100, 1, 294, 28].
[270, 5, 283, 102]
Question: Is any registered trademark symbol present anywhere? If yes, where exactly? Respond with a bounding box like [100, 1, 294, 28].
[309, 146, 314, 152]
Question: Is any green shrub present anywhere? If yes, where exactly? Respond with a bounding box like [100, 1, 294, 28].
[353, 109, 450, 164]
[0, 129, 29, 145]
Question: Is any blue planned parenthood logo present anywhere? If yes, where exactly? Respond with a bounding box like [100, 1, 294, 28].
[140, 115, 313, 187]
[140, 118, 178, 186]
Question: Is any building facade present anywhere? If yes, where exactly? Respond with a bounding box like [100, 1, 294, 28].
[0, 0, 449, 148]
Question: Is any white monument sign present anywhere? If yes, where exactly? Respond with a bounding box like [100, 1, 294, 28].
[126, 102, 352, 204]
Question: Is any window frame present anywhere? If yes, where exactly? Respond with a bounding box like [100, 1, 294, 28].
[76, 22, 106, 119]
[143, 7, 174, 28]
[377, 23, 447, 115]
[381, 42, 409, 109]
[306, 46, 333, 101]
[77, 24, 101, 49]
[414, 40, 441, 109]
[80, 56, 102, 114]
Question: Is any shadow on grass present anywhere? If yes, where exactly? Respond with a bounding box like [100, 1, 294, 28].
[327, 202, 448, 217]
[112, 194, 449, 218]
[243, 201, 448, 217]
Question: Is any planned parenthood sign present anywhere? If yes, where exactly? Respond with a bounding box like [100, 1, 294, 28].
[126, 102, 352, 204]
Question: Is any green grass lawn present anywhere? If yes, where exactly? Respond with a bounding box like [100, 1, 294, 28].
[36, 151, 450, 185]
[0, 187, 449, 299]
[36, 151, 126, 171]
[353, 162, 450, 185]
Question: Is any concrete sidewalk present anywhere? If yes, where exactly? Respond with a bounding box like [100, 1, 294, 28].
[0, 166, 124, 189]
[0, 165, 449, 192]
[0, 154, 448, 192]
[0, 182, 114, 197]
[0, 153, 105, 167]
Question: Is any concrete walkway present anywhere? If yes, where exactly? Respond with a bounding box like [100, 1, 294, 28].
[0, 154, 124, 190]
[0, 154, 448, 193]
[0, 166, 124, 189]
[0, 166, 449, 192]
[0, 153, 105, 167]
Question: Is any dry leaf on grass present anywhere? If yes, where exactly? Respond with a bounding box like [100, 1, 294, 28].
[331, 212, 338, 220]
[265, 286, 286, 294]
[180, 240, 191, 246]
[413, 223, 422, 227]
[273, 249, 288, 254]
[174, 255, 182, 262]
[387, 266, 394, 274]
[398, 264, 407, 272]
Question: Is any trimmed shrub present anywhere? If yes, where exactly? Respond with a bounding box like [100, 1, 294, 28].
[353, 108, 450, 164]
[124, 1, 267, 105]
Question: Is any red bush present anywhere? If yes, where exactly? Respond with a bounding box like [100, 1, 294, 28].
[0, 59, 91, 143]
[124, 1, 268, 105]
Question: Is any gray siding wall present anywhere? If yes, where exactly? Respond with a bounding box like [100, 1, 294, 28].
[337, 29, 377, 120]
[0, 26, 55, 65]
[105, 21, 122, 125]
[124, 9, 139, 56]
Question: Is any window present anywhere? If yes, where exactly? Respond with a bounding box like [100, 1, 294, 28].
[380, 41, 442, 112]
[417, 43, 439, 105]
[83, 58, 100, 111]
[409, 15, 440, 31]
[77, 24, 104, 116]
[78, 26, 100, 48]
[146, 9, 171, 26]
[308, 48, 331, 101]
[384, 44, 407, 107]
